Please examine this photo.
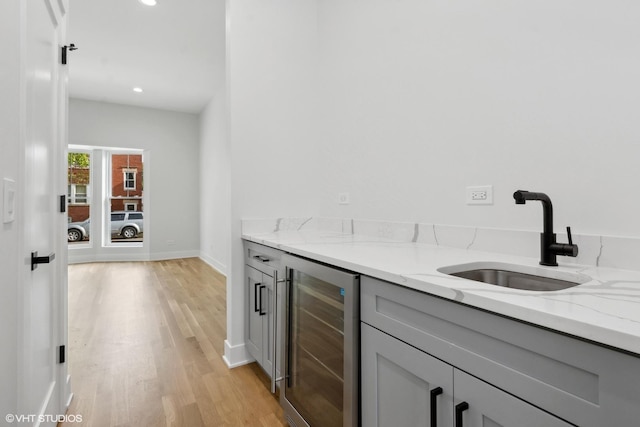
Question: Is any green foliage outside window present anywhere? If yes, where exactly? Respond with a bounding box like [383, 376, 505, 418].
[68, 152, 90, 185]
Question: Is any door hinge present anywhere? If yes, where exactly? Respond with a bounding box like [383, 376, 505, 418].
[59, 345, 66, 364]
[61, 43, 78, 65]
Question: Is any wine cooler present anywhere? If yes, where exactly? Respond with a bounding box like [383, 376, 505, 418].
[281, 254, 360, 427]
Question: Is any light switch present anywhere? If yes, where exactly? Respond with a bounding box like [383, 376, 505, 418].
[3, 178, 16, 224]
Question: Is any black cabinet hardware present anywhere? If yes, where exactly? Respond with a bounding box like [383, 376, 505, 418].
[254, 282, 261, 312]
[455, 402, 469, 427]
[430, 387, 443, 427]
[259, 285, 266, 316]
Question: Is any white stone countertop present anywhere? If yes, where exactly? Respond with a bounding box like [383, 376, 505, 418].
[243, 229, 640, 356]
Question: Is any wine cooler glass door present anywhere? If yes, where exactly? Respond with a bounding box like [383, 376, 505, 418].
[282, 255, 359, 427]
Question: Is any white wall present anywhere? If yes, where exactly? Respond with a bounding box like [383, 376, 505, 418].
[68, 99, 201, 262]
[199, 0, 228, 275]
[0, 0, 21, 417]
[200, 95, 230, 274]
[221, 0, 640, 365]
[315, 0, 640, 238]
[224, 0, 320, 365]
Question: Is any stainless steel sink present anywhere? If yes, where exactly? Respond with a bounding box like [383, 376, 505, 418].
[438, 262, 590, 292]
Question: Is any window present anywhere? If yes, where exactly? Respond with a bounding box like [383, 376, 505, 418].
[110, 153, 144, 244]
[67, 147, 145, 250]
[67, 151, 91, 244]
[68, 184, 88, 204]
[124, 170, 136, 190]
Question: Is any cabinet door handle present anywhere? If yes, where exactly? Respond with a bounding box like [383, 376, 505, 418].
[254, 282, 261, 312]
[259, 285, 266, 316]
[430, 387, 443, 427]
[455, 402, 469, 427]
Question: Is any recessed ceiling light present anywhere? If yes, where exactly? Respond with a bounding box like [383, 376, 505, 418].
[139, 0, 157, 6]
[133, 87, 143, 93]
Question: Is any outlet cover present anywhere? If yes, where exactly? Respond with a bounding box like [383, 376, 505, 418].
[466, 185, 493, 205]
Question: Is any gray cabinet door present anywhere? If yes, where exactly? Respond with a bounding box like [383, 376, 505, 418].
[247, 264, 276, 377]
[246, 265, 264, 365]
[361, 323, 454, 427]
[453, 370, 573, 427]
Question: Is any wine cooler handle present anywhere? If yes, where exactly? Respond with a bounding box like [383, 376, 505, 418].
[455, 402, 469, 427]
[259, 285, 266, 316]
[430, 387, 443, 427]
[270, 275, 281, 394]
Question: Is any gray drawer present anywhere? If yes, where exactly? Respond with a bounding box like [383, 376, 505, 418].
[245, 241, 283, 275]
[361, 275, 640, 427]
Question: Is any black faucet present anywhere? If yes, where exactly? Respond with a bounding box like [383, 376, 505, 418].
[513, 190, 578, 266]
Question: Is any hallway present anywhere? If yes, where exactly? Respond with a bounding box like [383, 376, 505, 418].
[62, 259, 286, 426]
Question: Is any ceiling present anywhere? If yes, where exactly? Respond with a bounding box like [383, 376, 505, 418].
[67, 0, 224, 114]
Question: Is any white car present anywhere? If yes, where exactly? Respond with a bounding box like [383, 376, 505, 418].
[68, 212, 144, 242]
[110, 211, 144, 239]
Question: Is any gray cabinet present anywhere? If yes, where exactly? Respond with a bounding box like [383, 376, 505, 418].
[453, 370, 572, 427]
[362, 324, 572, 427]
[246, 264, 275, 372]
[244, 242, 283, 388]
[361, 323, 453, 427]
[362, 275, 640, 427]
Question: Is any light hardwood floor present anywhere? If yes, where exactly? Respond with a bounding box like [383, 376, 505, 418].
[61, 258, 287, 427]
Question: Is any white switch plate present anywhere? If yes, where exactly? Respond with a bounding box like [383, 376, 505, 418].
[3, 178, 16, 223]
[466, 185, 493, 205]
[338, 192, 350, 205]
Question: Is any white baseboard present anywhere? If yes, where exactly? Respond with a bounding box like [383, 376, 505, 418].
[199, 252, 227, 277]
[149, 250, 200, 261]
[68, 249, 200, 264]
[223, 340, 254, 368]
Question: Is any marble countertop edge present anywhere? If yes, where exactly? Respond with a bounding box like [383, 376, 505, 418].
[241, 231, 640, 356]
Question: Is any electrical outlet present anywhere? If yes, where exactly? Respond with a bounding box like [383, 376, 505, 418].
[338, 192, 350, 205]
[466, 185, 493, 205]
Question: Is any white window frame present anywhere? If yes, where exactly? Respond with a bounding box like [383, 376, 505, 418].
[123, 169, 136, 190]
[124, 202, 138, 211]
[67, 145, 147, 259]
[68, 183, 90, 205]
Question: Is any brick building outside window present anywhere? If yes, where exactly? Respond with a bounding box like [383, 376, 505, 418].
[111, 154, 143, 212]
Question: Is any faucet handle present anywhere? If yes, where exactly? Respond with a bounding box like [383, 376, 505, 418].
[566, 226, 573, 245]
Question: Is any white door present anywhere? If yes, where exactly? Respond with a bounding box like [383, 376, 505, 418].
[20, 0, 67, 424]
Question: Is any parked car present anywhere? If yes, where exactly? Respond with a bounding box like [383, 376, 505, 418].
[110, 211, 144, 239]
[67, 212, 144, 242]
[68, 219, 90, 242]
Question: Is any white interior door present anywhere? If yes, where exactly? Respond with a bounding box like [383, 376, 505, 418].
[21, 0, 66, 424]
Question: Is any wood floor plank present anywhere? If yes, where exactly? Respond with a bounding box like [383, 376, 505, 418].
[61, 258, 287, 427]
